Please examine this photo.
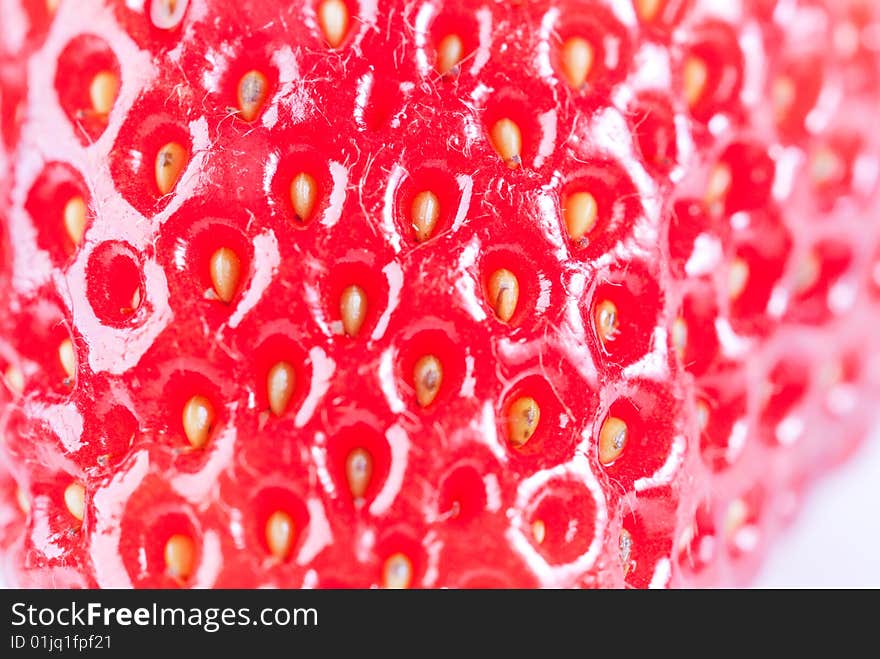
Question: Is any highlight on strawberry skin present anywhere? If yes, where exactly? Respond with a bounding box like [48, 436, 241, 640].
[0, 0, 879, 591]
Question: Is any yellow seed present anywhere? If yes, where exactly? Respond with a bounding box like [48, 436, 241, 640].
[63, 195, 87, 247]
[413, 354, 443, 408]
[345, 447, 373, 500]
[794, 252, 821, 294]
[705, 163, 732, 207]
[383, 552, 413, 589]
[63, 482, 85, 522]
[563, 191, 598, 241]
[209, 247, 242, 304]
[265, 510, 295, 560]
[126, 287, 142, 315]
[150, 0, 188, 29]
[290, 172, 318, 223]
[490, 118, 522, 168]
[89, 70, 119, 116]
[267, 361, 295, 416]
[728, 257, 749, 300]
[487, 268, 519, 323]
[684, 55, 709, 109]
[15, 487, 30, 514]
[236, 70, 269, 122]
[672, 316, 687, 360]
[411, 190, 440, 242]
[4, 365, 24, 395]
[724, 499, 748, 541]
[46, 0, 60, 14]
[340, 284, 367, 337]
[594, 299, 620, 345]
[532, 519, 546, 544]
[164, 533, 196, 581]
[598, 415, 627, 465]
[772, 76, 796, 123]
[154, 141, 187, 196]
[561, 37, 594, 88]
[634, 0, 663, 21]
[696, 399, 710, 432]
[619, 528, 633, 576]
[182, 395, 215, 449]
[58, 338, 76, 380]
[508, 396, 540, 447]
[436, 33, 464, 75]
[811, 146, 844, 186]
[318, 0, 349, 49]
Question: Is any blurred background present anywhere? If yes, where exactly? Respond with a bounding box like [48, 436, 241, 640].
[757, 430, 880, 587]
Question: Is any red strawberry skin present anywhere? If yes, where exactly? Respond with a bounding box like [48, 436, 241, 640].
[0, 0, 879, 588]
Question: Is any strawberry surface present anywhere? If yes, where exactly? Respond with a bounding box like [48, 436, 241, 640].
[0, 0, 879, 588]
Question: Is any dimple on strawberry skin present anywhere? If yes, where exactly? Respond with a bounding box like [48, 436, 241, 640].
[0, 0, 879, 588]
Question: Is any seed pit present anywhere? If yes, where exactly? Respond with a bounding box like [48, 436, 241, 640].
[54, 34, 121, 143]
[526, 477, 598, 565]
[713, 142, 776, 215]
[684, 22, 745, 122]
[480, 248, 538, 328]
[773, 55, 824, 140]
[360, 74, 407, 132]
[759, 358, 810, 441]
[667, 199, 719, 278]
[6, 301, 74, 397]
[86, 241, 145, 327]
[438, 464, 487, 524]
[561, 161, 642, 257]
[251, 487, 309, 562]
[629, 93, 678, 174]
[481, 91, 545, 169]
[597, 384, 677, 488]
[110, 104, 192, 213]
[160, 370, 224, 451]
[675, 286, 721, 376]
[327, 424, 391, 505]
[118, 480, 202, 587]
[253, 334, 310, 419]
[553, 9, 632, 93]
[588, 264, 662, 368]
[697, 386, 748, 471]
[429, 11, 479, 76]
[375, 531, 425, 589]
[618, 498, 676, 588]
[25, 162, 91, 265]
[270, 146, 332, 227]
[326, 259, 389, 341]
[500, 374, 571, 462]
[393, 165, 461, 245]
[217, 44, 279, 125]
[728, 215, 792, 332]
[396, 325, 464, 412]
[158, 211, 255, 317]
[787, 241, 853, 325]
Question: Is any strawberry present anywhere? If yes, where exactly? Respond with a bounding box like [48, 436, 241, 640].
[0, 0, 879, 589]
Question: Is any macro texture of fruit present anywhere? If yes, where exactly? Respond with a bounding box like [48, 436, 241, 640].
[1, 0, 879, 588]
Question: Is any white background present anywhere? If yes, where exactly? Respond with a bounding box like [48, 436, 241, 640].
[756, 430, 880, 587]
